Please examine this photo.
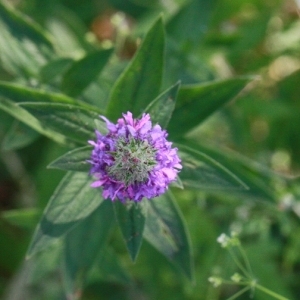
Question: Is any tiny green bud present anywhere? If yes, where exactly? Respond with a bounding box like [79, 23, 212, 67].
[208, 276, 223, 287]
[231, 273, 242, 283]
[217, 233, 230, 248]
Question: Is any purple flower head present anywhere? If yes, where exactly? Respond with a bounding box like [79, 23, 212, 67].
[88, 112, 182, 202]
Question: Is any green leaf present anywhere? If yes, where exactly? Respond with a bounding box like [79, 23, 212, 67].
[19, 102, 99, 144]
[0, 96, 69, 145]
[48, 146, 92, 172]
[40, 58, 73, 83]
[114, 200, 148, 262]
[2, 120, 40, 150]
[1, 208, 40, 230]
[143, 82, 180, 128]
[63, 201, 114, 298]
[0, 81, 101, 114]
[27, 172, 102, 257]
[177, 143, 248, 191]
[167, 0, 216, 45]
[184, 140, 277, 201]
[144, 191, 193, 279]
[61, 49, 113, 97]
[0, 2, 54, 77]
[168, 77, 251, 139]
[88, 247, 131, 285]
[27, 242, 62, 285]
[106, 17, 164, 121]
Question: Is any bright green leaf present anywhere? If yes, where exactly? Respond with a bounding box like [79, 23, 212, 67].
[144, 191, 193, 280]
[168, 77, 251, 139]
[27, 172, 103, 257]
[106, 17, 164, 121]
[114, 200, 148, 262]
[1, 208, 40, 230]
[48, 146, 92, 172]
[143, 81, 180, 128]
[61, 49, 113, 97]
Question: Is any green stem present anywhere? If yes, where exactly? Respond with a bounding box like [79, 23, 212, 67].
[238, 244, 254, 278]
[256, 284, 290, 300]
[228, 248, 252, 278]
[226, 286, 251, 300]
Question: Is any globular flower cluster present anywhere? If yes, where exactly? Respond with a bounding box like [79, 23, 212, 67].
[88, 112, 182, 202]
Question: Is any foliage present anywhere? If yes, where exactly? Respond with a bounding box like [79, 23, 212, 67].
[0, 0, 300, 299]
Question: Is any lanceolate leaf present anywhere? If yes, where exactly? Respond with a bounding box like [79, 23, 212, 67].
[40, 58, 73, 83]
[178, 143, 248, 191]
[88, 247, 131, 285]
[19, 103, 98, 144]
[144, 191, 193, 280]
[184, 140, 277, 201]
[61, 49, 113, 97]
[0, 2, 54, 77]
[2, 120, 40, 150]
[63, 201, 114, 298]
[106, 17, 165, 121]
[0, 2, 53, 48]
[0, 81, 101, 112]
[48, 146, 92, 172]
[0, 97, 68, 145]
[167, 0, 216, 45]
[114, 200, 148, 262]
[168, 77, 251, 139]
[27, 172, 103, 257]
[143, 82, 180, 128]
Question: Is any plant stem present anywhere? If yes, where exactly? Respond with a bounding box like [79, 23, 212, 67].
[228, 248, 252, 278]
[256, 284, 290, 300]
[226, 286, 251, 300]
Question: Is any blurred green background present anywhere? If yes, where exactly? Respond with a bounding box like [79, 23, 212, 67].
[0, 0, 300, 299]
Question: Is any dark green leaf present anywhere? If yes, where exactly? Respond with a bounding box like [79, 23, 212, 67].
[143, 82, 180, 128]
[106, 17, 164, 121]
[168, 77, 251, 139]
[144, 191, 193, 279]
[88, 247, 131, 285]
[0, 2, 52, 47]
[184, 140, 277, 201]
[63, 201, 114, 297]
[178, 143, 248, 191]
[19, 102, 99, 144]
[48, 146, 92, 172]
[114, 200, 148, 262]
[167, 0, 216, 45]
[27, 172, 102, 257]
[40, 58, 73, 83]
[61, 49, 113, 97]
[0, 81, 100, 111]
[27, 242, 62, 285]
[0, 96, 68, 145]
[2, 120, 39, 150]
[0, 2, 54, 77]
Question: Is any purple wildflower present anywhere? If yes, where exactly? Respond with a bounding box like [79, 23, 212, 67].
[88, 112, 182, 202]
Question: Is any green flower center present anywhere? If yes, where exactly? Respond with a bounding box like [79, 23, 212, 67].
[107, 137, 157, 186]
